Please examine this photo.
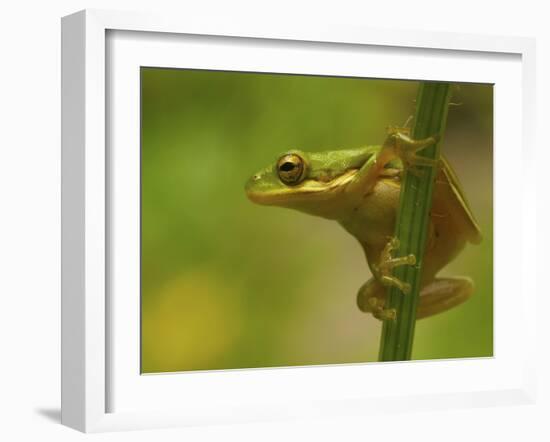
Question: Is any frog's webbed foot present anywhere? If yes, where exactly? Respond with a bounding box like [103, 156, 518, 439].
[372, 237, 416, 295]
[382, 127, 440, 171]
[356, 279, 396, 321]
[357, 276, 474, 321]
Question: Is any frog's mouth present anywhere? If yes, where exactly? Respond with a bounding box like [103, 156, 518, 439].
[246, 169, 358, 205]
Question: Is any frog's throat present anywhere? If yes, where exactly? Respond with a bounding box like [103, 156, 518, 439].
[247, 168, 358, 205]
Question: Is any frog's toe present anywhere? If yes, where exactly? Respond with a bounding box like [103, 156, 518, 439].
[380, 275, 412, 294]
[376, 237, 417, 295]
[356, 279, 396, 321]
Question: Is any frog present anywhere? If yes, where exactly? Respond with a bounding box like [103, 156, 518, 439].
[245, 127, 482, 321]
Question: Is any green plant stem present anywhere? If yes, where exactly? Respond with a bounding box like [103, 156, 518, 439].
[378, 82, 452, 361]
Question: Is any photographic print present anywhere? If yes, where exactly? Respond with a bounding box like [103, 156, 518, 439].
[140, 68, 493, 373]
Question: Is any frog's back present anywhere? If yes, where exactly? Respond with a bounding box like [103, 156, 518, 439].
[433, 156, 483, 245]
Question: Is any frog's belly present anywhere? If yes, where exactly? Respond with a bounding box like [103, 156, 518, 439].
[338, 179, 400, 246]
[338, 178, 468, 283]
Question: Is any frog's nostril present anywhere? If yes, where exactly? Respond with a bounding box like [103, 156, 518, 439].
[253, 174, 260, 181]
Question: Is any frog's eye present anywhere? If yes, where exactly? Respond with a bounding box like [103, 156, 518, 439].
[277, 154, 306, 185]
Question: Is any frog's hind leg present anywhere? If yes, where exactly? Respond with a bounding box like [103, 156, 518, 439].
[416, 277, 474, 319]
[356, 278, 396, 320]
[357, 276, 474, 321]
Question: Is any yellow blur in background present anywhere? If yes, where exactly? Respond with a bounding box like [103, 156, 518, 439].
[141, 68, 493, 373]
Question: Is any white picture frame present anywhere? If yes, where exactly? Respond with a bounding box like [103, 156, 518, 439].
[61, 9, 537, 433]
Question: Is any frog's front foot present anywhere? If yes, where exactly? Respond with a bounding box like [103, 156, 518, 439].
[373, 237, 416, 295]
[383, 128, 440, 171]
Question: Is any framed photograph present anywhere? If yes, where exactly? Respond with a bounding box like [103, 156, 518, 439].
[61, 9, 537, 433]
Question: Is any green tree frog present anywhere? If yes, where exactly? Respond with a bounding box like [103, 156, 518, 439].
[245, 129, 482, 321]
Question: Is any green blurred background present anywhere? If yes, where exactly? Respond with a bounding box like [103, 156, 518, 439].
[141, 68, 493, 374]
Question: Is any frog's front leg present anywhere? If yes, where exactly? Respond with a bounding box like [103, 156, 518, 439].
[383, 129, 440, 170]
[345, 129, 439, 198]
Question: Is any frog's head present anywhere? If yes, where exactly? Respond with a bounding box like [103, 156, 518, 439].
[245, 148, 371, 219]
